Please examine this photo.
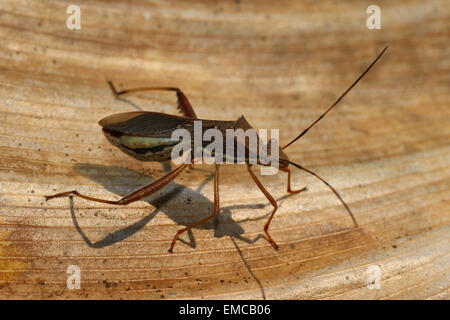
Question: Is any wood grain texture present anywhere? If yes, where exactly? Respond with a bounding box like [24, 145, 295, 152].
[0, 0, 449, 299]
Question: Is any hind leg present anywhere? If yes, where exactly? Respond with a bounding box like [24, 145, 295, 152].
[108, 81, 197, 118]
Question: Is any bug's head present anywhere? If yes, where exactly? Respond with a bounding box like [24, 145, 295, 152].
[273, 46, 388, 228]
[234, 115, 289, 168]
[265, 138, 289, 169]
[278, 147, 290, 168]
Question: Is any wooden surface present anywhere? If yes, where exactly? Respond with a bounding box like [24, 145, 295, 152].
[0, 0, 449, 299]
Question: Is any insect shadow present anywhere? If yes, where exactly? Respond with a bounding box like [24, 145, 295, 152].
[69, 163, 302, 250]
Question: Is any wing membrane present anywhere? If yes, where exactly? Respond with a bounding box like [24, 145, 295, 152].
[99, 111, 193, 136]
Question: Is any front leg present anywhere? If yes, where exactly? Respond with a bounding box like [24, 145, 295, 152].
[280, 167, 307, 194]
[247, 165, 279, 250]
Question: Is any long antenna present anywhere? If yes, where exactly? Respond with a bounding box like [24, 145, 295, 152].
[283, 45, 388, 150]
[280, 159, 358, 227]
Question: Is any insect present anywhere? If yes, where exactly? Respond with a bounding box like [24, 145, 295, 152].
[46, 46, 388, 253]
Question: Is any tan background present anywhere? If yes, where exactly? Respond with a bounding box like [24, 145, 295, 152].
[0, 0, 448, 299]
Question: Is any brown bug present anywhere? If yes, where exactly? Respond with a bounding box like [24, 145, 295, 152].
[46, 46, 388, 253]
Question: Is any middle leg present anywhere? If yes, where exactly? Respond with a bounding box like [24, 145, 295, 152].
[168, 164, 220, 253]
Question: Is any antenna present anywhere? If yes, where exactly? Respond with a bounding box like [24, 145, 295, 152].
[283, 45, 388, 150]
[280, 159, 358, 227]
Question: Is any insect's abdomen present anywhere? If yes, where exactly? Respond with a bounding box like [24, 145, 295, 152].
[102, 130, 179, 161]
